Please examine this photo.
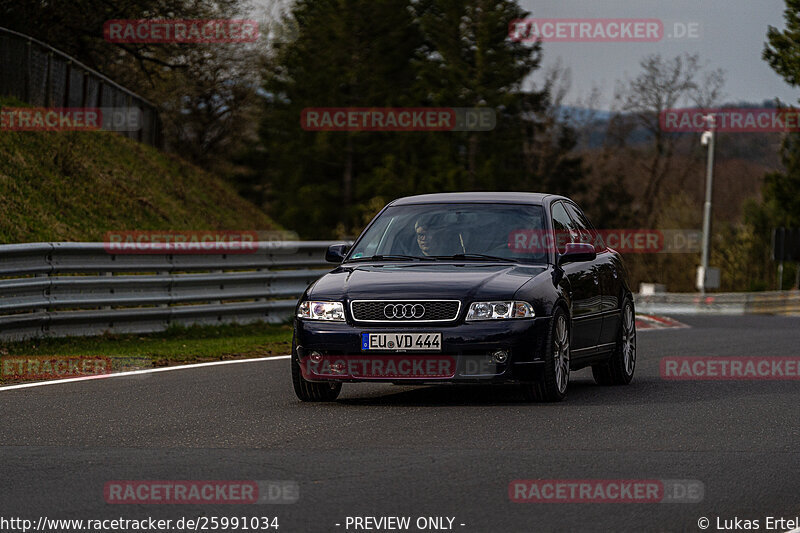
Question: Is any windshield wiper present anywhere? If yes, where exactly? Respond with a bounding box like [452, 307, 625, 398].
[431, 253, 518, 263]
[348, 254, 435, 262]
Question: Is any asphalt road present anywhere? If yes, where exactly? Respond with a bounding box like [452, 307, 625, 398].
[1, 315, 799, 533]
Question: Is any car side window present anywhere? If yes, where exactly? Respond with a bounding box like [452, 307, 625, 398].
[564, 202, 604, 252]
[550, 202, 576, 254]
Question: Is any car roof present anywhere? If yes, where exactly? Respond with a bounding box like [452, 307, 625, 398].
[388, 192, 563, 206]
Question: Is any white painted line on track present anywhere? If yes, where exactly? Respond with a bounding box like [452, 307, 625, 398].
[0, 355, 291, 392]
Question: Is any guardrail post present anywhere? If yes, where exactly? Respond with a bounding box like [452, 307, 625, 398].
[34, 272, 48, 314]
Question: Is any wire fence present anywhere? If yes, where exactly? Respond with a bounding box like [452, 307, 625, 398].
[0, 26, 162, 147]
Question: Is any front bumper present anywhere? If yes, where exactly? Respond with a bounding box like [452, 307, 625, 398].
[294, 317, 551, 383]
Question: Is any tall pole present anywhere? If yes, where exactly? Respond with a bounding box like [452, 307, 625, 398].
[699, 115, 716, 294]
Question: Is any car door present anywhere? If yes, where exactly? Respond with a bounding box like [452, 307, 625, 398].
[564, 201, 620, 348]
[551, 201, 602, 354]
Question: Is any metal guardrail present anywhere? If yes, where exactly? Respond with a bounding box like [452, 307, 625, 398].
[635, 291, 800, 316]
[0, 26, 162, 147]
[0, 242, 335, 341]
[1, 241, 797, 341]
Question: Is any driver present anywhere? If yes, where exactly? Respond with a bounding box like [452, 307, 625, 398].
[414, 215, 464, 256]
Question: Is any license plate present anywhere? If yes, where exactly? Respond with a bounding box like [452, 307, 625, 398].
[362, 332, 442, 352]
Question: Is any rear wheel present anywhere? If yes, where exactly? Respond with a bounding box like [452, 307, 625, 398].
[291, 344, 342, 402]
[592, 298, 636, 385]
[522, 307, 570, 402]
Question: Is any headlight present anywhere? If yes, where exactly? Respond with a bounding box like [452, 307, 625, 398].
[466, 301, 534, 321]
[297, 301, 345, 321]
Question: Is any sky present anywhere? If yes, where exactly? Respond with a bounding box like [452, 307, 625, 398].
[518, 0, 798, 109]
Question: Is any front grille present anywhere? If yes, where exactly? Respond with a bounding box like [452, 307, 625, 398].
[351, 300, 461, 322]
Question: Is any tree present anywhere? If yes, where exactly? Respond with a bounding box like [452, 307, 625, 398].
[521, 64, 587, 200]
[610, 53, 725, 223]
[249, 0, 588, 238]
[251, 0, 427, 237]
[763, 0, 800, 228]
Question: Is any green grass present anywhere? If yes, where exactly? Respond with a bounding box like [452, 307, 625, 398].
[0, 96, 277, 242]
[0, 322, 293, 384]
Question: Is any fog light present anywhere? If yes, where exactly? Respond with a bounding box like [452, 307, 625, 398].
[310, 351, 323, 363]
[492, 350, 509, 363]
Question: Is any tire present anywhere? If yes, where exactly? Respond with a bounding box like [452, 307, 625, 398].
[291, 343, 342, 402]
[522, 307, 570, 402]
[592, 297, 636, 386]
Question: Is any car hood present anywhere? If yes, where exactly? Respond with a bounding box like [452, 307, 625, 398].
[307, 263, 548, 301]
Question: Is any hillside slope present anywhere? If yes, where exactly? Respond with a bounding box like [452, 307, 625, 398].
[0, 101, 277, 243]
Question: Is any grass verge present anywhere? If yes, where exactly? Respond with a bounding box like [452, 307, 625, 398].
[0, 322, 293, 385]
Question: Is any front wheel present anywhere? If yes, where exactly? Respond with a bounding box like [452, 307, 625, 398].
[291, 348, 342, 402]
[522, 307, 570, 402]
[592, 298, 636, 385]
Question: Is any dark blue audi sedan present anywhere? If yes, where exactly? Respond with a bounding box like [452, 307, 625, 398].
[292, 192, 636, 402]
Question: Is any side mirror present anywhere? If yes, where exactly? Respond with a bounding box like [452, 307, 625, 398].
[558, 242, 596, 266]
[325, 243, 350, 263]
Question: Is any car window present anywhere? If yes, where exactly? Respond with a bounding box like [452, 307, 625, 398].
[346, 203, 548, 263]
[550, 201, 578, 254]
[565, 202, 605, 252]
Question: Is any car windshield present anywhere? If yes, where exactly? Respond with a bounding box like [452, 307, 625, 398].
[346, 203, 547, 263]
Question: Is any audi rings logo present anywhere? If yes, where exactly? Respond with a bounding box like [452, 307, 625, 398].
[384, 303, 426, 319]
